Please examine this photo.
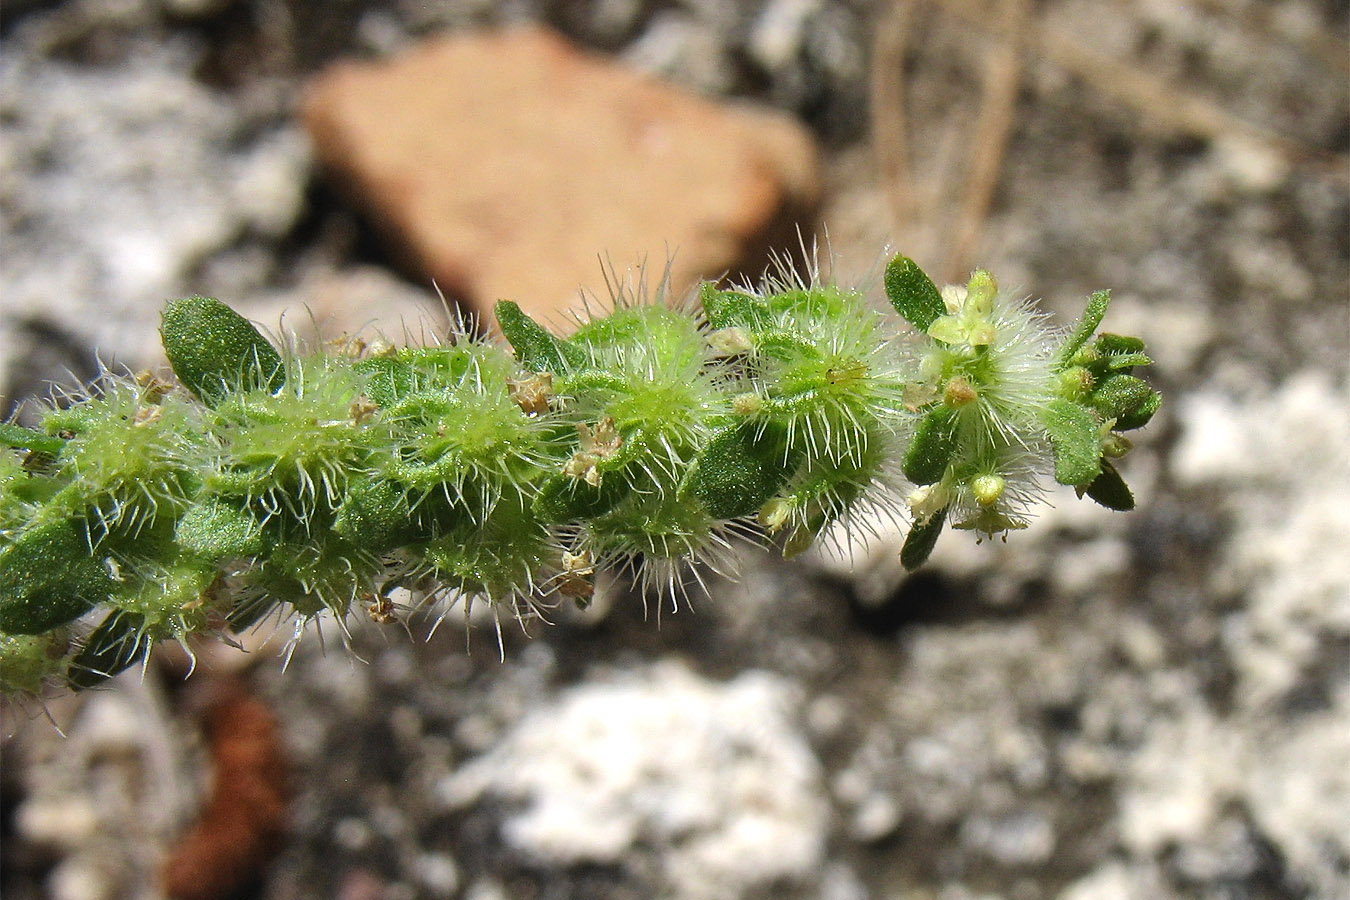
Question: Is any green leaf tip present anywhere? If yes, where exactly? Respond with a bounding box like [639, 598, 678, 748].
[333, 478, 415, 553]
[901, 505, 949, 571]
[1091, 374, 1156, 422]
[1082, 460, 1135, 511]
[1055, 289, 1111, 371]
[533, 471, 630, 524]
[699, 283, 773, 331]
[884, 255, 946, 332]
[495, 300, 584, 374]
[1114, 389, 1161, 431]
[160, 296, 284, 406]
[68, 610, 146, 689]
[0, 422, 64, 456]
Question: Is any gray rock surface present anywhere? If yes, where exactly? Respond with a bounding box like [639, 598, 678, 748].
[0, 32, 309, 405]
[437, 661, 828, 898]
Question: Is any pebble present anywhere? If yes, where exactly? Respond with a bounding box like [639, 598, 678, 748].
[302, 25, 820, 326]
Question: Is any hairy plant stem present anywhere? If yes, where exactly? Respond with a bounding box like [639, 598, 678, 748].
[0, 255, 1159, 695]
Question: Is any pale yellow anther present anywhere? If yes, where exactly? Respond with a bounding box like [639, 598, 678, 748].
[732, 392, 764, 416]
[927, 315, 967, 345]
[1102, 432, 1133, 458]
[758, 498, 792, 532]
[971, 474, 1005, 507]
[967, 323, 997, 348]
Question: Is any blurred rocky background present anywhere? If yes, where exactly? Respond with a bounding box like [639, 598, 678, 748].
[1, 1, 1347, 899]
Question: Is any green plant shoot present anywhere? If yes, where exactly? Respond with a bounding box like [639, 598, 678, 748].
[0, 254, 1159, 695]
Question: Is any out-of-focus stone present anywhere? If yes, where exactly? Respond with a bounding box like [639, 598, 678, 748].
[436, 661, 828, 898]
[301, 25, 820, 325]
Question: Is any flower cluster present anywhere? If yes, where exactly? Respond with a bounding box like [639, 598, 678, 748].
[0, 254, 1159, 695]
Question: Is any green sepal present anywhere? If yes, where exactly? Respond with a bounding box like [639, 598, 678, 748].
[0, 423, 64, 456]
[533, 472, 630, 524]
[1091, 374, 1155, 423]
[333, 477, 413, 553]
[67, 609, 146, 689]
[884, 256, 946, 332]
[903, 406, 959, 485]
[1054, 290, 1111, 371]
[1082, 459, 1135, 511]
[160, 296, 285, 406]
[1115, 390, 1160, 431]
[495, 300, 584, 374]
[901, 505, 949, 571]
[1041, 399, 1102, 487]
[699, 284, 773, 331]
[681, 423, 793, 519]
[0, 521, 112, 635]
[175, 498, 265, 559]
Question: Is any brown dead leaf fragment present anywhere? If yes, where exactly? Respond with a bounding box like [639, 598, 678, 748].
[163, 686, 288, 900]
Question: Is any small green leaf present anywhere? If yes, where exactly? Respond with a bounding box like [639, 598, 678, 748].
[1083, 460, 1135, 511]
[884, 256, 946, 332]
[68, 610, 146, 689]
[903, 406, 959, 485]
[533, 472, 630, 524]
[161, 296, 284, 406]
[1041, 399, 1102, 486]
[0, 521, 112, 635]
[494, 300, 583, 374]
[681, 424, 792, 519]
[901, 505, 949, 571]
[176, 498, 264, 559]
[0, 423, 64, 456]
[1093, 333, 1144, 355]
[1092, 374, 1154, 421]
[1115, 390, 1161, 431]
[1100, 352, 1153, 373]
[1094, 333, 1150, 369]
[1054, 290, 1111, 371]
[333, 478, 413, 552]
[699, 284, 772, 331]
